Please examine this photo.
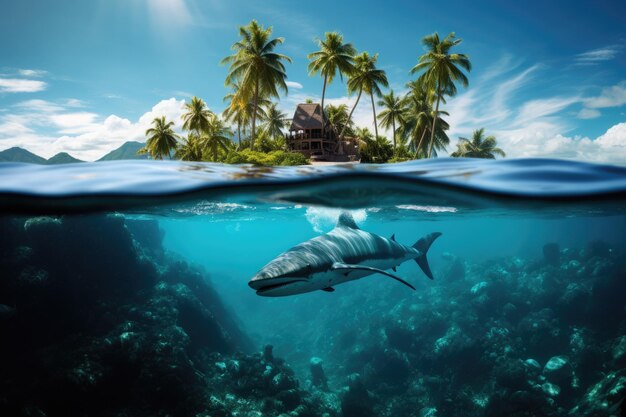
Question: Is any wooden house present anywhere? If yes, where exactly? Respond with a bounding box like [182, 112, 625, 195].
[286, 103, 359, 162]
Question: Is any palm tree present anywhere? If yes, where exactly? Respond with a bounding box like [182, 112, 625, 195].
[399, 81, 436, 157]
[377, 90, 404, 150]
[175, 133, 204, 161]
[307, 32, 356, 127]
[262, 103, 288, 139]
[325, 104, 354, 138]
[222, 20, 291, 149]
[411, 32, 471, 157]
[200, 116, 233, 162]
[342, 52, 388, 140]
[400, 107, 451, 158]
[223, 81, 247, 145]
[181, 96, 213, 134]
[451, 128, 505, 158]
[139, 116, 179, 160]
[223, 80, 269, 146]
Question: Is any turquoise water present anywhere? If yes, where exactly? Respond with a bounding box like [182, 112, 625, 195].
[1, 158, 625, 416]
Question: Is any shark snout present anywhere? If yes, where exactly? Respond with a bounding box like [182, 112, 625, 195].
[248, 273, 301, 290]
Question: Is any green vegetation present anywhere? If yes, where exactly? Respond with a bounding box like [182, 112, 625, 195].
[308, 32, 356, 127]
[138, 116, 179, 160]
[344, 52, 389, 139]
[137, 22, 505, 165]
[451, 128, 506, 159]
[377, 90, 404, 150]
[221, 20, 291, 150]
[411, 32, 471, 158]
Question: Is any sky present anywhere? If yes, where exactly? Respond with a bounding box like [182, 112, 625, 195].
[0, 0, 625, 162]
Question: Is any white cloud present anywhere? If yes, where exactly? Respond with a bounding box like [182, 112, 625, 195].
[585, 81, 626, 109]
[49, 112, 99, 134]
[575, 45, 620, 65]
[442, 61, 626, 164]
[17, 69, 48, 77]
[65, 98, 85, 108]
[0, 78, 47, 93]
[513, 96, 581, 126]
[286, 81, 303, 90]
[494, 121, 626, 165]
[16, 99, 64, 113]
[577, 108, 601, 119]
[0, 98, 187, 161]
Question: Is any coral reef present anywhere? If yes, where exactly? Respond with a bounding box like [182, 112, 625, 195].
[254, 239, 626, 417]
[0, 215, 337, 417]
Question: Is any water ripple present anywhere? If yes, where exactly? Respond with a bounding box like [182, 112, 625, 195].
[1, 158, 625, 214]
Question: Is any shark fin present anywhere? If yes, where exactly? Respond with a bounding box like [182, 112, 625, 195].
[413, 232, 442, 280]
[337, 212, 360, 229]
[390, 234, 396, 241]
[331, 262, 415, 291]
[321, 287, 335, 292]
[392, 266, 397, 272]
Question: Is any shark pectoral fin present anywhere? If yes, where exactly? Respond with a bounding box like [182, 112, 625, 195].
[331, 263, 416, 291]
[322, 287, 335, 292]
[392, 266, 397, 272]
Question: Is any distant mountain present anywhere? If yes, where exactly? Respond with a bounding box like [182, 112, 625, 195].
[0, 147, 47, 164]
[0, 141, 151, 164]
[47, 152, 83, 164]
[97, 141, 148, 161]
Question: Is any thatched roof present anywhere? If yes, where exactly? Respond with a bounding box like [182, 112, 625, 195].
[289, 103, 323, 131]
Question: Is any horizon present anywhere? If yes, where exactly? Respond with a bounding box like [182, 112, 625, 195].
[1, 0, 625, 163]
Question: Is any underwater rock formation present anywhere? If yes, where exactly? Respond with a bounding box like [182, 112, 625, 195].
[0, 215, 338, 417]
[252, 239, 626, 417]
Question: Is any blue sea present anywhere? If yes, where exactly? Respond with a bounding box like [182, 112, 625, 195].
[0, 158, 625, 417]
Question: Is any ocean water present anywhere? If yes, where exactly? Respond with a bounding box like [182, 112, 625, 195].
[1, 158, 625, 417]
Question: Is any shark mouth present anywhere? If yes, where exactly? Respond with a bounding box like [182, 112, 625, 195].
[255, 279, 307, 294]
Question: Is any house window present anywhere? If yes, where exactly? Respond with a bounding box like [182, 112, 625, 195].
[311, 129, 321, 138]
[311, 141, 321, 150]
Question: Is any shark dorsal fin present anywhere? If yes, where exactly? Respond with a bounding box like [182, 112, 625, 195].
[337, 212, 360, 229]
[390, 234, 396, 241]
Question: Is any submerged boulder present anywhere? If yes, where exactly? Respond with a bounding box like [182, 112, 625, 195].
[0, 215, 255, 417]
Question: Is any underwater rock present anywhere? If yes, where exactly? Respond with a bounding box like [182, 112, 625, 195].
[341, 374, 375, 417]
[124, 218, 164, 260]
[569, 369, 626, 416]
[612, 336, 626, 368]
[494, 359, 532, 392]
[584, 240, 611, 259]
[0, 214, 267, 417]
[543, 243, 560, 265]
[264, 344, 275, 362]
[543, 355, 573, 387]
[542, 381, 561, 397]
[310, 357, 328, 390]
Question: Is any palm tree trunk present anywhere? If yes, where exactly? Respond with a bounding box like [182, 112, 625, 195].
[370, 92, 379, 138]
[416, 127, 428, 158]
[340, 88, 363, 140]
[392, 119, 396, 151]
[237, 121, 241, 149]
[428, 87, 441, 158]
[251, 79, 259, 150]
[321, 74, 327, 135]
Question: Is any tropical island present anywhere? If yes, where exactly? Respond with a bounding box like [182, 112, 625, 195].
[137, 21, 505, 166]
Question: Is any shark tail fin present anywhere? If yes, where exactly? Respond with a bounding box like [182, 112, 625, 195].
[413, 232, 442, 280]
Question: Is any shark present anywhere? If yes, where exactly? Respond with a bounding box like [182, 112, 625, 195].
[249, 212, 441, 297]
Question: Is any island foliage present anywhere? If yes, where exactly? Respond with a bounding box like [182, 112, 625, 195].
[139, 21, 505, 165]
